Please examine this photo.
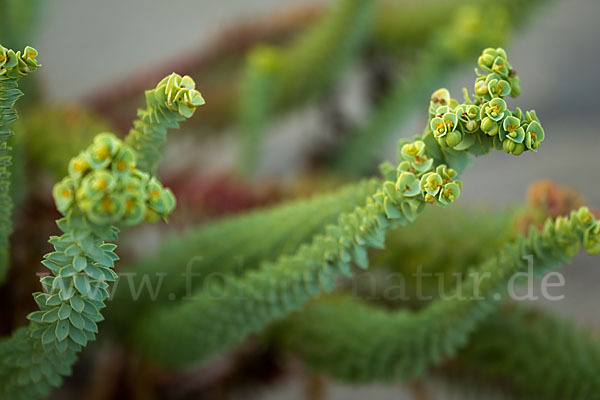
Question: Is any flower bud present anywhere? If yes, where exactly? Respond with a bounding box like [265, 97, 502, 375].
[445, 130, 463, 147]
[465, 120, 478, 132]
[503, 139, 516, 154]
[511, 142, 525, 155]
[474, 79, 488, 96]
[481, 117, 498, 136]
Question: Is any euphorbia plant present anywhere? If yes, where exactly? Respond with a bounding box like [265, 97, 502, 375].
[0, 38, 598, 400]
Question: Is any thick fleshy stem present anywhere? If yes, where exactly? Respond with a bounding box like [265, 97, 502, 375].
[274, 207, 600, 382]
[0, 133, 177, 399]
[0, 44, 39, 282]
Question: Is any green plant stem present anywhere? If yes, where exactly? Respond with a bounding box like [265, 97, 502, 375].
[448, 306, 600, 399]
[107, 179, 380, 331]
[272, 209, 599, 382]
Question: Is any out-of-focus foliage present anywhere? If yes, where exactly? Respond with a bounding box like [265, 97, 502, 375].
[15, 106, 113, 179]
[238, 0, 375, 172]
[0, 0, 42, 50]
[273, 207, 599, 384]
[108, 178, 381, 330]
[451, 306, 600, 400]
[350, 206, 516, 307]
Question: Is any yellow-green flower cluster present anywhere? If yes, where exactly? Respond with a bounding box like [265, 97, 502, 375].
[53, 133, 175, 226]
[428, 48, 544, 156]
[387, 140, 462, 210]
[549, 207, 600, 257]
[0, 45, 40, 77]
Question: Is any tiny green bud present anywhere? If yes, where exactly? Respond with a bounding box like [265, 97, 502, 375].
[465, 120, 478, 132]
[481, 117, 498, 136]
[474, 79, 488, 96]
[445, 130, 463, 147]
[511, 142, 525, 155]
[503, 139, 516, 154]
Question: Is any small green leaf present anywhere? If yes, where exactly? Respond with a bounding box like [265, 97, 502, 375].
[69, 312, 85, 330]
[383, 197, 404, 220]
[59, 264, 78, 277]
[85, 264, 104, 280]
[82, 299, 99, 315]
[59, 287, 75, 301]
[41, 326, 56, 344]
[73, 255, 87, 271]
[73, 274, 91, 295]
[56, 337, 69, 352]
[69, 327, 87, 346]
[64, 244, 81, 256]
[70, 296, 85, 313]
[27, 311, 44, 323]
[352, 245, 368, 269]
[58, 303, 72, 319]
[55, 319, 70, 341]
[41, 308, 59, 323]
[82, 315, 99, 333]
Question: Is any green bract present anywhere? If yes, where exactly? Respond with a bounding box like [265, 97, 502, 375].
[456, 104, 480, 133]
[502, 116, 525, 144]
[482, 98, 507, 121]
[112, 147, 136, 177]
[399, 141, 433, 173]
[431, 88, 450, 107]
[438, 181, 461, 207]
[443, 112, 458, 131]
[52, 178, 75, 214]
[474, 77, 488, 97]
[487, 77, 511, 97]
[420, 172, 443, 197]
[431, 117, 447, 137]
[396, 172, 421, 197]
[429, 88, 451, 116]
[400, 141, 426, 160]
[525, 121, 545, 151]
[436, 165, 458, 181]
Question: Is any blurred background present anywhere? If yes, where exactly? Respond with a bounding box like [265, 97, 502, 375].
[1, 0, 599, 398]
